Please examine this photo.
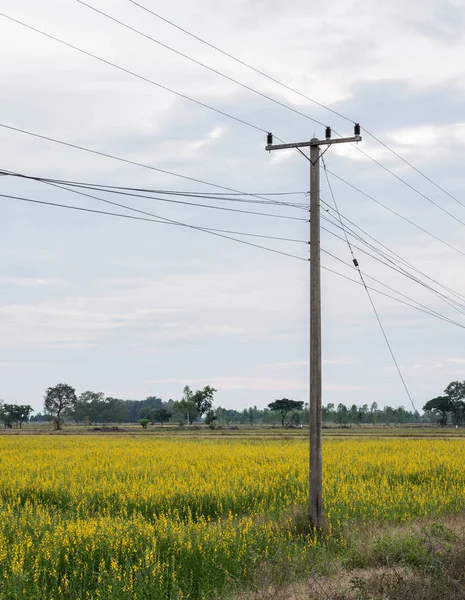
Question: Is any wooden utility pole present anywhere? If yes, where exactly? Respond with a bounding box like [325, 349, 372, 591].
[265, 125, 362, 529]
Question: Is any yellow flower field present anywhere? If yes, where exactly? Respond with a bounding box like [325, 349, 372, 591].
[0, 435, 464, 599]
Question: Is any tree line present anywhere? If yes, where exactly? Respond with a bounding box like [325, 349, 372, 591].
[2, 379, 463, 429]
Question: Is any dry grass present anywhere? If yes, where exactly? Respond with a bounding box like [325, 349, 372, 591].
[232, 514, 465, 600]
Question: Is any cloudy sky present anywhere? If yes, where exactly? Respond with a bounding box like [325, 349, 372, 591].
[1, 0, 465, 414]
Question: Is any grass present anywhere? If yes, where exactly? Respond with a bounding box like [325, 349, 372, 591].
[236, 514, 465, 599]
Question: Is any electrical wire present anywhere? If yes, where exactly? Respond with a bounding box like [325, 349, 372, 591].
[321, 215, 465, 318]
[3, 6, 461, 234]
[76, 0, 328, 129]
[127, 0, 353, 125]
[322, 162, 426, 416]
[0, 169, 309, 209]
[0, 171, 306, 220]
[322, 258, 465, 331]
[5, 155, 465, 316]
[0, 123, 295, 210]
[4, 185, 465, 332]
[9, 164, 465, 313]
[320, 201, 465, 305]
[126, 0, 465, 213]
[326, 168, 465, 260]
[0, 11, 267, 134]
[0, 191, 309, 261]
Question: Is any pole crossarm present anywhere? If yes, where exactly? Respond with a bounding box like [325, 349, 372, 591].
[265, 135, 361, 152]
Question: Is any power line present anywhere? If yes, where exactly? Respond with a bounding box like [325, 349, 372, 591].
[323, 262, 465, 331]
[3, 6, 460, 233]
[0, 169, 307, 201]
[9, 163, 465, 318]
[326, 168, 465, 260]
[0, 170, 308, 215]
[321, 265, 464, 330]
[322, 217, 465, 318]
[322, 162, 424, 416]
[4, 121, 465, 316]
[320, 200, 465, 305]
[0, 11, 267, 134]
[0, 123, 294, 209]
[321, 214, 465, 317]
[363, 130, 465, 211]
[76, 0, 328, 128]
[4, 124, 465, 315]
[4, 188, 465, 332]
[127, 0, 352, 125]
[0, 191, 309, 261]
[126, 0, 465, 214]
[353, 145, 465, 228]
[9, 163, 465, 319]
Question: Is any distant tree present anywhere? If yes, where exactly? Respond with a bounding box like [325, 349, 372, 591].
[12, 405, 34, 428]
[72, 391, 105, 425]
[152, 408, 171, 425]
[0, 402, 13, 429]
[44, 383, 77, 430]
[139, 418, 150, 429]
[205, 409, 217, 425]
[0, 404, 33, 429]
[336, 403, 349, 425]
[322, 403, 335, 423]
[444, 381, 465, 425]
[139, 406, 153, 421]
[192, 386, 217, 417]
[370, 402, 378, 424]
[105, 397, 127, 424]
[268, 398, 304, 427]
[423, 396, 452, 426]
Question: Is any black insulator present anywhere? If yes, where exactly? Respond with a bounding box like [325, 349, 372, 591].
[325, 126, 331, 140]
[354, 123, 361, 136]
[267, 132, 273, 145]
[353, 258, 359, 267]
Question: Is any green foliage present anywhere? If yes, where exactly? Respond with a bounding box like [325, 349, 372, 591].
[423, 396, 452, 426]
[139, 418, 150, 429]
[423, 381, 465, 426]
[192, 386, 217, 417]
[205, 409, 217, 425]
[267, 398, 304, 427]
[43, 384, 77, 430]
[0, 403, 34, 429]
[152, 408, 171, 425]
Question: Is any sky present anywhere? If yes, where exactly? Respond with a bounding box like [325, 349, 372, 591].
[1, 0, 465, 414]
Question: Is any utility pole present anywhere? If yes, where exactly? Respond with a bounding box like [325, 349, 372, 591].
[265, 125, 362, 529]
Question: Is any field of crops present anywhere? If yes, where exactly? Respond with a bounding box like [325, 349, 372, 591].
[1, 435, 465, 599]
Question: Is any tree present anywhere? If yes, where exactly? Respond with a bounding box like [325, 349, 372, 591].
[192, 386, 217, 418]
[204, 409, 217, 425]
[423, 396, 452, 426]
[71, 391, 105, 425]
[336, 403, 349, 425]
[44, 383, 77, 430]
[444, 381, 465, 425]
[268, 398, 304, 427]
[139, 418, 150, 429]
[0, 404, 34, 429]
[139, 406, 154, 421]
[12, 405, 34, 428]
[152, 408, 171, 425]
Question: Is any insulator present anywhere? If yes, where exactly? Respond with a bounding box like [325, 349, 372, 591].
[353, 258, 359, 267]
[267, 132, 273, 145]
[325, 126, 331, 140]
[354, 123, 361, 136]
